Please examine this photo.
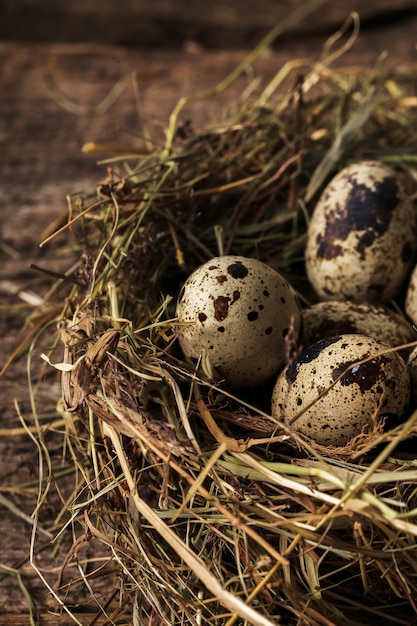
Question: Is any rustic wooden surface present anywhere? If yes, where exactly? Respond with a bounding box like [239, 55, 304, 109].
[2, 0, 417, 622]
[1, 0, 417, 47]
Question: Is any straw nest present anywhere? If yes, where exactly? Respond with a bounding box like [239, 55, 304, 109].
[16, 17, 417, 626]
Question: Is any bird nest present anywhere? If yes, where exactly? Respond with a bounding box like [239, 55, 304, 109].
[15, 16, 417, 626]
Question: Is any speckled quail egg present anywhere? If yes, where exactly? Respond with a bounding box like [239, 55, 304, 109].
[305, 161, 417, 304]
[303, 301, 416, 358]
[272, 333, 410, 447]
[175, 255, 302, 388]
[405, 264, 417, 326]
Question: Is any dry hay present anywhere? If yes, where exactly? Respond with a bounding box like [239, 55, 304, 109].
[6, 10, 417, 626]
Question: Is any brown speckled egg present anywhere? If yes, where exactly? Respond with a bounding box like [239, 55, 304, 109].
[405, 264, 417, 326]
[272, 334, 410, 447]
[305, 161, 417, 303]
[176, 255, 301, 388]
[303, 301, 416, 357]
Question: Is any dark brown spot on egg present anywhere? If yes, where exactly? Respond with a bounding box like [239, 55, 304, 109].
[247, 311, 258, 322]
[356, 230, 376, 260]
[316, 175, 400, 260]
[216, 274, 227, 284]
[198, 312, 207, 323]
[227, 261, 248, 279]
[217, 326, 225, 332]
[315, 233, 343, 260]
[213, 295, 230, 321]
[332, 355, 389, 393]
[344, 177, 399, 234]
[286, 336, 341, 384]
[265, 327, 273, 335]
[231, 290, 241, 304]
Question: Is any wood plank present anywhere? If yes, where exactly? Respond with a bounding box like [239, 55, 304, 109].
[2, 21, 417, 237]
[1, 0, 416, 47]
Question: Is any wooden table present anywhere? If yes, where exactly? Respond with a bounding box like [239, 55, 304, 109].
[1, 0, 417, 622]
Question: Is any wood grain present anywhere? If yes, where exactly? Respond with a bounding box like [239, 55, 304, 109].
[2, 23, 417, 234]
[1, 0, 416, 47]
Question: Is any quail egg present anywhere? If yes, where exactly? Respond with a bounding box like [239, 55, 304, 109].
[272, 333, 410, 447]
[303, 300, 416, 357]
[405, 263, 417, 326]
[305, 161, 417, 303]
[176, 255, 302, 388]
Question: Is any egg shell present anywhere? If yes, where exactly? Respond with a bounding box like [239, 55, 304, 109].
[272, 333, 410, 447]
[405, 264, 417, 326]
[305, 161, 417, 304]
[303, 301, 416, 357]
[176, 255, 301, 388]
